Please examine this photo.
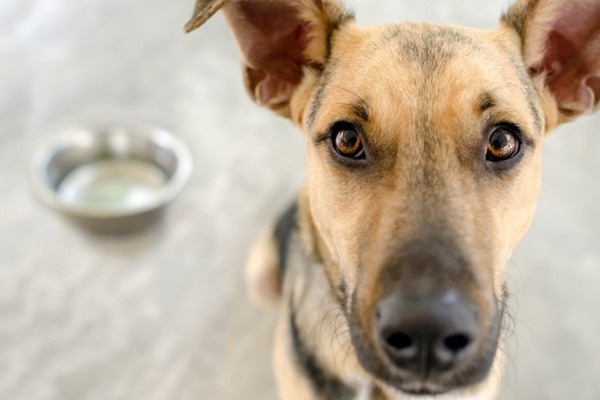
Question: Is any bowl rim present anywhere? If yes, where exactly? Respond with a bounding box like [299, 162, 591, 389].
[30, 125, 193, 219]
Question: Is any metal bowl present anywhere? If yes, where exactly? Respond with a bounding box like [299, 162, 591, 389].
[31, 125, 193, 232]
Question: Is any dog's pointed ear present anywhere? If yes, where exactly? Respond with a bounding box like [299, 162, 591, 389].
[185, 0, 354, 121]
[184, 0, 228, 33]
[503, 0, 600, 125]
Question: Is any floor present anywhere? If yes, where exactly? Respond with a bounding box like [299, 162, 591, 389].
[1, 0, 599, 399]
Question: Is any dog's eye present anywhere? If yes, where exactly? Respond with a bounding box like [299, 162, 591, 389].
[332, 128, 365, 159]
[486, 127, 521, 162]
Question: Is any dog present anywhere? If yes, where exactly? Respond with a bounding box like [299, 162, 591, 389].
[185, 0, 600, 398]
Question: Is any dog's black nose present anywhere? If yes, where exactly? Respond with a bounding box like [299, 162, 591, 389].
[375, 290, 478, 375]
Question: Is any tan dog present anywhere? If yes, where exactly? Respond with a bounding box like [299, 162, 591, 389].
[185, 1, 600, 398]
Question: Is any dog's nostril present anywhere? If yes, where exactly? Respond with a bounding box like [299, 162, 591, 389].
[443, 333, 471, 353]
[386, 332, 414, 351]
[434, 332, 475, 366]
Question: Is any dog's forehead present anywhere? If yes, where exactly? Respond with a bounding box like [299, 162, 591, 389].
[309, 22, 542, 139]
[375, 23, 486, 71]
[325, 23, 497, 95]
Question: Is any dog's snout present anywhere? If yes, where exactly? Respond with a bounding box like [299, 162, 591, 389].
[375, 290, 479, 376]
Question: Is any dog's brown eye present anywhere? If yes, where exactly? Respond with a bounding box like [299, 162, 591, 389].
[486, 127, 520, 162]
[333, 129, 364, 159]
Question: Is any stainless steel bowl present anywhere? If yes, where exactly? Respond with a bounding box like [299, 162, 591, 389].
[31, 125, 193, 232]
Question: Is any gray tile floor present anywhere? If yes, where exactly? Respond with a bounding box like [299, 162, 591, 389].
[1, 0, 599, 399]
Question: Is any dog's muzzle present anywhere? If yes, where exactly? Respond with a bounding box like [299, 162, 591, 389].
[349, 238, 502, 395]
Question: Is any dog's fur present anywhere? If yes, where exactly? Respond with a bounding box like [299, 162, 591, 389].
[185, 1, 600, 398]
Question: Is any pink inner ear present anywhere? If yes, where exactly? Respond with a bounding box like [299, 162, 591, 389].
[227, 1, 313, 107]
[534, 2, 600, 115]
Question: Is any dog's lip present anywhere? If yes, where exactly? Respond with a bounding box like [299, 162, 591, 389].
[388, 380, 448, 396]
[403, 388, 445, 396]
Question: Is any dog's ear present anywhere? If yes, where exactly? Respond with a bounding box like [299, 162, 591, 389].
[184, 0, 228, 33]
[503, 0, 600, 125]
[185, 0, 354, 121]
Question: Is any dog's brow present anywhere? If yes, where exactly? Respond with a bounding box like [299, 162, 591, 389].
[350, 99, 370, 123]
[308, 74, 372, 131]
[479, 92, 496, 112]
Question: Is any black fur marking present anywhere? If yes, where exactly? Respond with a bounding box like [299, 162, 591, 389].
[305, 4, 353, 128]
[337, 279, 348, 306]
[350, 99, 370, 122]
[274, 202, 299, 285]
[479, 92, 496, 112]
[501, 0, 542, 43]
[289, 305, 356, 399]
[391, 25, 482, 74]
[307, 67, 333, 129]
[509, 52, 544, 134]
[307, 72, 369, 132]
[323, 8, 355, 61]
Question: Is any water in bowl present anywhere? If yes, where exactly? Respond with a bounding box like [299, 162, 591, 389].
[56, 159, 167, 210]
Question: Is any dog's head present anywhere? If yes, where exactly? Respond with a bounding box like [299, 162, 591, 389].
[186, 0, 600, 395]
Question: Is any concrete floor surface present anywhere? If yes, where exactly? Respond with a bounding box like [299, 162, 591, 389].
[1, 0, 599, 399]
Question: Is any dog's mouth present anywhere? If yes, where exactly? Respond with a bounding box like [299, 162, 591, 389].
[347, 291, 505, 396]
[388, 382, 467, 397]
[390, 381, 446, 396]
